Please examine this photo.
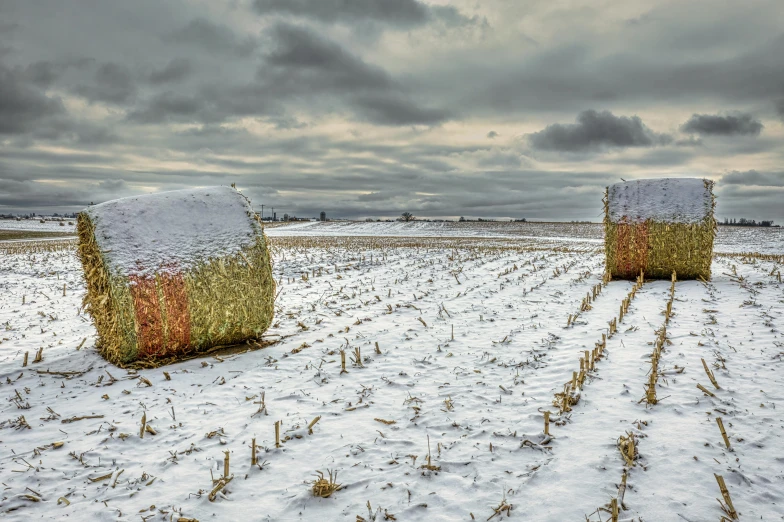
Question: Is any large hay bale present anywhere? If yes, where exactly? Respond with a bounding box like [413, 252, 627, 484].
[77, 186, 275, 366]
[604, 178, 716, 280]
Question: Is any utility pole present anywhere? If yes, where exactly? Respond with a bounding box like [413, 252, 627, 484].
[271, 207, 274, 222]
[260, 204, 264, 221]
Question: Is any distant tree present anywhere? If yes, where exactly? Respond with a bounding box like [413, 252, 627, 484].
[401, 212, 415, 222]
[723, 218, 774, 227]
[459, 216, 466, 222]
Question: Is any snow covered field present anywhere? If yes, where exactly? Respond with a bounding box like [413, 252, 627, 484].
[0, 219, 75, 233]
[2, 219, 783, 254]
[266, 221, 784, 255]
[0, 225, 782, 521]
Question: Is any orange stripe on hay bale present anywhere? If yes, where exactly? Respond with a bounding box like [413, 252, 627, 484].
[160, 271, 191, 355]
[130, 276, 166, 358]
[130, 272, 191, 358]
[614, 221, 648, 279]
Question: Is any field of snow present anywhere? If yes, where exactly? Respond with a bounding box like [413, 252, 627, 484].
[0, 226, 782, 521]
[265, 221, 784, 255]
[0, 219, 75, 233]
[2, 219, 782, 254]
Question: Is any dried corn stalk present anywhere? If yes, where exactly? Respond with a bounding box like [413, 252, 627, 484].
[312, 469, 342, 498]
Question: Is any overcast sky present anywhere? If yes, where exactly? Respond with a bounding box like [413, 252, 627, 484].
[1, 0, 783, 221]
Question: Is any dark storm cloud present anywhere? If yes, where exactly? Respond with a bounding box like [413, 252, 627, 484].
[66, 124, 120, 145]
[257, 22, 451, 125]
[680, 113, 763, 136]
[148, 58, 192, 84]
[21, 61, 65, 87]
[356, 190, 407, 202]
[0, 176, 159, 210]
[435, 31, 784, 119]
[165, 18, 256, 56]
[0, 179, 94, 208]
[674, 136, 703, 147]
[720, 170, 784, 187]
[268, 116, 309, 130]
[264, 23, 391, 90]
[487, 131, 498, 139]
[128, 85, 279, 125]
[253, 0, 428, 27]
[2, 148, 122, 167]
[774, 99, 784, 121]
[252, 0, 479, 29]
[351, 93, 452, 125]
[201, 83, 279, 119]
[0, 63, 64, 134]
[126, 92, 207, 124]
[603, 148, 697, 167]
[127, 23, 450, 126]
[0, 62, 119, 145]
[74, 62, 136, 104]
[23, 118, 120, 145]
[528, 110, 671, 152]
[714, 182, 784, 222]
[474, 150, 523, 168]
[0, 22, 19, 34]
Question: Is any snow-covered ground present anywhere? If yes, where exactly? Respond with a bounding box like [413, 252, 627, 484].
[0, 227, 782, 521]
[0, 219, 76, 233]
[265, 221, 784, 254]
[3, 219, 783, 254]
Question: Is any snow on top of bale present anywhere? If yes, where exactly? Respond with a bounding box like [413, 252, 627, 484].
[608, 178, 712, 225]
[84, 186, 260, 278]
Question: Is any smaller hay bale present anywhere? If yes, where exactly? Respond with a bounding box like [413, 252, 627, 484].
[77, 186, 275, 366]
[604, 178, 716, 280]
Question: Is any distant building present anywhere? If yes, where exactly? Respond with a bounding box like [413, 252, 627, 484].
[320, 211, 326, 222]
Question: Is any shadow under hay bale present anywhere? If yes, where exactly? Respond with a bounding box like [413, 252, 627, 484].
[604, 178, 716, 280]
[77, 186, 275, 367]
